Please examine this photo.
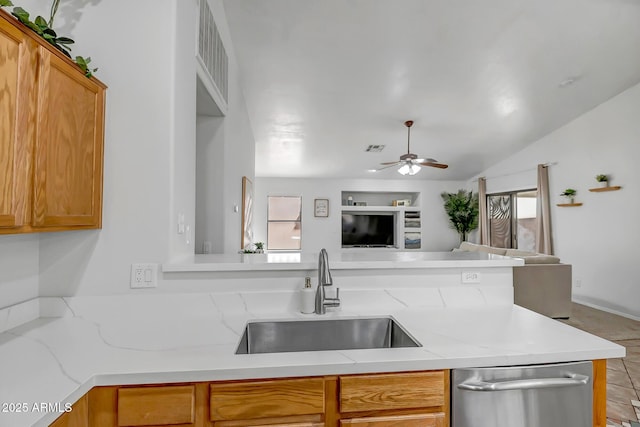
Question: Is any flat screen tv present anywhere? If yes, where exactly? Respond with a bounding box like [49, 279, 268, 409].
[342, 213, 395, 247]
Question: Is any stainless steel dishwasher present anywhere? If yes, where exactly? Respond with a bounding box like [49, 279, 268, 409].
[452, 361, 592, 427]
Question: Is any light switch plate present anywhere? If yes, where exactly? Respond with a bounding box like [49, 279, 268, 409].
[130, 264, 158, 288]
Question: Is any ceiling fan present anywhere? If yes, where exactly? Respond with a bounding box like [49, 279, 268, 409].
[377, 120, 448, 175]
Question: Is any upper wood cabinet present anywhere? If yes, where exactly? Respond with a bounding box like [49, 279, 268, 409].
[0, 9, 106, 235]
[0, 16, 36, 229]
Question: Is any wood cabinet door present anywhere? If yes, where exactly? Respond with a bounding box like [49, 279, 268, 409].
[33, 46, 105, 229]
[49, 394, 89, 427]
[340, 413, 445, 427]
[250, 423, 324, 427]
[117, 385, 195, 426]
[210, 378, 325, 421]
[339, 372, 445, 413]
[0, 17, 36, 229]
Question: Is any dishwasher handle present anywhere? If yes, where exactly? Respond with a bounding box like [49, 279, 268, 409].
[457, 373, 590, 392]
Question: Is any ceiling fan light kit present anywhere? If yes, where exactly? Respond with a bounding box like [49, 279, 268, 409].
[398, 163, 421, 175]
[378, 120, 449, 175]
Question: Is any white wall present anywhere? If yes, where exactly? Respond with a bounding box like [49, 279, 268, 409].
[195, 115, 225, 254]
[0, 0, 255, 299]
[472, 82, 640, 319]
[23, 0, 176, 297]
[195, 0, 256, 255]
[255, 178, 466, 253]
[0, 235, 38, 308]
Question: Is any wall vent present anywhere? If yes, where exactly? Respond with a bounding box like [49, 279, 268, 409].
[365, 145, 385, 152]
[198, 0, 229, 103]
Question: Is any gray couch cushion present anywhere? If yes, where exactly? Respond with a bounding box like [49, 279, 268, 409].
[459, 242, 507, 256]
[504, 248, 560, 264]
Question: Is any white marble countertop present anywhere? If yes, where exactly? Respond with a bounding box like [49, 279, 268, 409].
[0, 289, 624, 427]
[163, 250, 524, 272]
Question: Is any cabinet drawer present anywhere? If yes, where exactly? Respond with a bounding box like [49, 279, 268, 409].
[339, 372, 444, 413]
[117, 385, 195, 426]
[210, 378, 325, 421]
[340, 413, 445, 427]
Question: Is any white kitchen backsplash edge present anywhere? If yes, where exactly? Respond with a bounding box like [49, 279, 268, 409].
[0, 298, 39, 333]
[0, 284, 514, 333]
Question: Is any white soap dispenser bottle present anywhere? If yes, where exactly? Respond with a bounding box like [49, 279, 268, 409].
[300, 277, 315, 314]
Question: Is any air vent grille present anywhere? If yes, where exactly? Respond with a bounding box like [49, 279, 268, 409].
[198, 0, 228, 102]
[365, 145, 385, 152]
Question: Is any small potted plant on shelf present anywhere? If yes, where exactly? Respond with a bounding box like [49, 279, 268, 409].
[595, 174, 609, 188]
[560, 188, 577, 204]
[240, 242, 265, 254]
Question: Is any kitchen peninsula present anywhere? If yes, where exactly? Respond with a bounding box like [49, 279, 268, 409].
[0, 251, 625, 426]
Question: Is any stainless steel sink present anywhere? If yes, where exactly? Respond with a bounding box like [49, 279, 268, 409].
[235, 316, 421, 354]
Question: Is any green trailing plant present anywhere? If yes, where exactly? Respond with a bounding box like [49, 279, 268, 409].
[254, 242, 264, 250]
[0, 0, 97, 78]
[74, 55, 98, 78]
[441, 189, 479, 243]
[49, 0, 59, 27]
[595, 174, 608, 182]
[560, 188, 577, 197]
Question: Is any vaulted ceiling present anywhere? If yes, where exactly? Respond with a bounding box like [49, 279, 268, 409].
[223, 0, 640, 180]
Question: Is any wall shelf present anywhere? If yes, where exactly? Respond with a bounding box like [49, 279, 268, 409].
[556, 203, 583, 207]
[588, 186, 622, 192]
[341, 205, 419, 212]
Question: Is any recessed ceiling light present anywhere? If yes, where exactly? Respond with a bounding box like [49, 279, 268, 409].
[558, 76, 582, 88]
[367, 169, 378, 173]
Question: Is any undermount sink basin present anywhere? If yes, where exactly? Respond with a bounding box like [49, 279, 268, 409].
[235, 316, 421, 354]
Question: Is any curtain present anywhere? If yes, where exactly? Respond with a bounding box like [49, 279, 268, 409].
[478, 177, 489, 245]
[536, 164, 553, 254]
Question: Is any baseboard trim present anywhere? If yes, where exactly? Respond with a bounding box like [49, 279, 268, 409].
[572, 297, 640, 322]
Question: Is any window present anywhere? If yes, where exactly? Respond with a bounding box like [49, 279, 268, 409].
[267, 196, 302, 250]
[487, 190, 537, 251]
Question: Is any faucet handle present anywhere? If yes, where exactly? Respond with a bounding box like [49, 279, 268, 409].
[326, 287, 340, 302]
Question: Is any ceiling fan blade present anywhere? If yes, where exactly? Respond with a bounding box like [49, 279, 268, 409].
[419, 161, 449, 169]
[375, 162, 403, 171]
[380, 161, 401, 166]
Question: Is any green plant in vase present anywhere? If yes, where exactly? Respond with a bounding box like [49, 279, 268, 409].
[595, 174, 608, 188]
[560, 188, 577, 203]
[441, 189, 479, 243]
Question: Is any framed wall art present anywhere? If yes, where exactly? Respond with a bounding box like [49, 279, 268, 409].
[314, 198, 329, 217]
[241, 176, 254, 249]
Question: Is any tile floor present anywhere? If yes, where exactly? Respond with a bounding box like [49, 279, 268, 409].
[560, 303, 640, 427]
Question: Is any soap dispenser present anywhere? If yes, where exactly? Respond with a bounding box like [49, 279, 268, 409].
[300, 277, 315, 314]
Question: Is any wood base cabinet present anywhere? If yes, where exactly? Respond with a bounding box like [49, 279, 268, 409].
[48, 361, 607, 427]
[340, 413, 445, 427]
[49, 370, 449, 427]
[0, 9, 106, 235]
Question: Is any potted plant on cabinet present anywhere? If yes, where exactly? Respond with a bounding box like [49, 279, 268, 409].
[0, 0, 98, 77]
[560, 188, 577, 204]
[595, 174, 608, 188]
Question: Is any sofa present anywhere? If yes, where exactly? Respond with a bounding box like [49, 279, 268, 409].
[456, 242, 572, 319]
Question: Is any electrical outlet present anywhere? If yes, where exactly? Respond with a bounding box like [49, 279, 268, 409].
[130, 264, 158, 289]
[461, 271, 481, 284]
[575, 278, 582, 288]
